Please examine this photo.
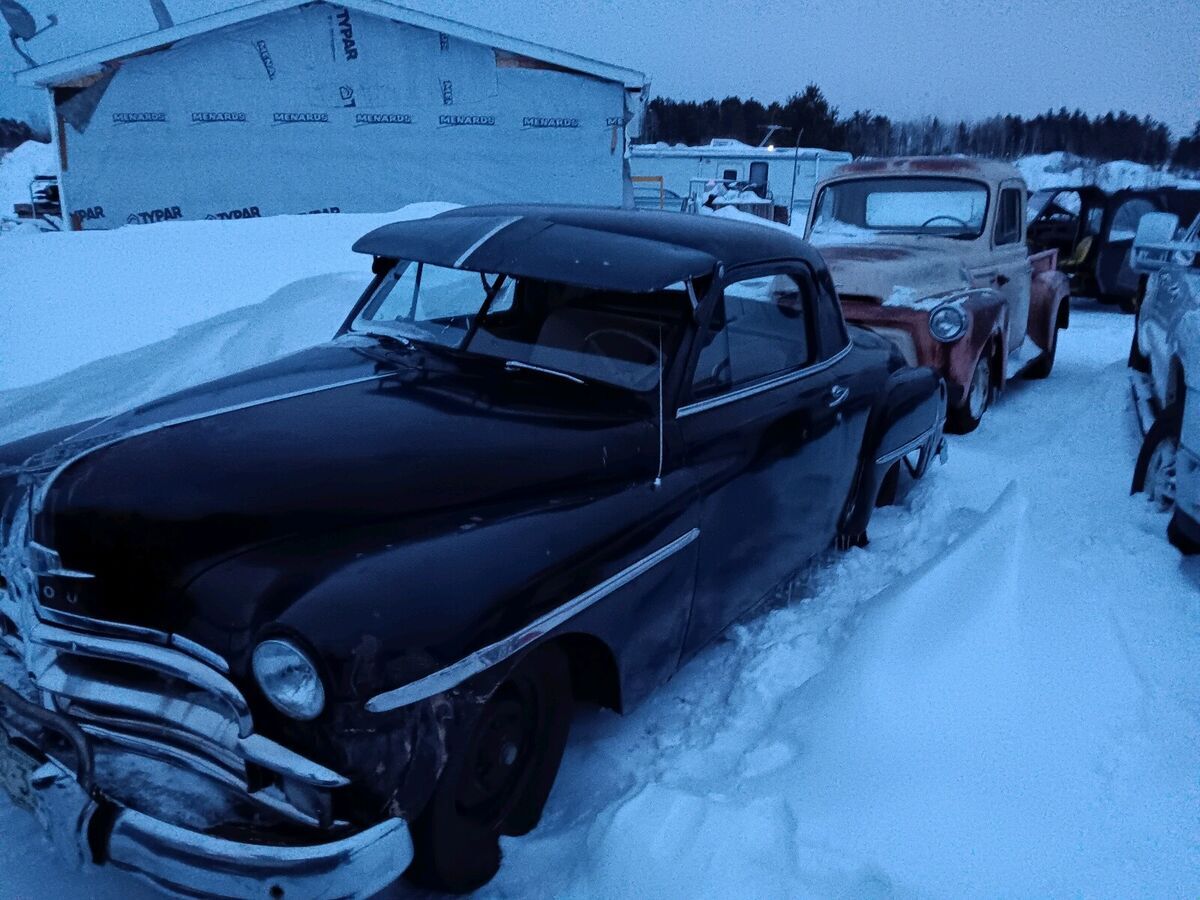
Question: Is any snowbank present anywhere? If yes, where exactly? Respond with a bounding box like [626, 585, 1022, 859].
[0, 202, 455, 439]
[1017, 151, 1200, 193]
[0, 138, 55, 212]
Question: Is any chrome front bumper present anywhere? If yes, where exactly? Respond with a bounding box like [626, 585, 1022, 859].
[0, 679, 413, 899]
[0, 491, 413, 898]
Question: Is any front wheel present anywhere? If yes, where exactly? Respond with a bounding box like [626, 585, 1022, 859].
[1131, 407, 1180, 509]
[1168, 512, 1200, 555]
[406, 643, 573, 893]
[947, 350, 992, 434]
[1025, 322, 1059, 380]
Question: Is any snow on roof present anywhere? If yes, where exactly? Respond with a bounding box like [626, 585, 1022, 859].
[15, 0, 646, 89]
[631, 140, 851, 160]
[831, 155, 1024, 185]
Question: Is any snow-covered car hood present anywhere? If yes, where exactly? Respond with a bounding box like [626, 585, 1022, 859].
[814, 240, 972, 305]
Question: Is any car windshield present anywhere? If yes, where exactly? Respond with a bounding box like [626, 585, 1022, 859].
[811, 176, 989, 239]
[354, 260, 688, 392]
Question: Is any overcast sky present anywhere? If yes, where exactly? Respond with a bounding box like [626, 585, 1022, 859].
[2, 0, 1197, 136]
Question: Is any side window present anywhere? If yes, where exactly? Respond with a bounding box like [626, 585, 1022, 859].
[1109, 198, 1157, 242]
[691, 272, 813, 400]
[748, 161, 769, 198]
[994, 187, 1022, 245]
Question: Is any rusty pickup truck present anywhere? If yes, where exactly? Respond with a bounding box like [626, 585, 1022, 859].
[806, 157, 1070, 432]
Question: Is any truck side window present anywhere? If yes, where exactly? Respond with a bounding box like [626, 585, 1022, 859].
[691, 273, 814, 400]
[995, 188, 1022, 245]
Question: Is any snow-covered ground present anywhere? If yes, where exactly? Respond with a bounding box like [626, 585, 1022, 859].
[1, 219, 1197, 898]
[0, 203, 456, 434]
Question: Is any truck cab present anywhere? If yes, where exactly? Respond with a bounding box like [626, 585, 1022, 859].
[806, 157, 1071, 432]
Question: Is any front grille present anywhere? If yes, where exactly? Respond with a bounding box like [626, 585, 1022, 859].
[0, 494, 349, 832]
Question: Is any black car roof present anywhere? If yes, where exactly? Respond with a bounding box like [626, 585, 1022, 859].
[353, 205, 821, 293]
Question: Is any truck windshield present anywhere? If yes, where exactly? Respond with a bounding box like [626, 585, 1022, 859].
[354, 260, 687, 392]
[812, 176, 989, 239]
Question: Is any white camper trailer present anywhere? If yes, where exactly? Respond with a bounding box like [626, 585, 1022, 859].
[630, 139, 851, 222]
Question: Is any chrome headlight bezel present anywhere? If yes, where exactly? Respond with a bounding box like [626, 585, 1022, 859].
[252, 638, 326, 721]
[929, 304, 968, 343]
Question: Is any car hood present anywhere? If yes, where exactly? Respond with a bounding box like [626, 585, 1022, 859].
[15, 340, 656, 632]
[815, 240, 972, 304]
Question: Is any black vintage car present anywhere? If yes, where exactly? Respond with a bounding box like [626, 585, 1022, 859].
[0, 206, 945, 897]
[1027, 185, 1200, 310]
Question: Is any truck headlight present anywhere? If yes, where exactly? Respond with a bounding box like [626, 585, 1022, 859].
[252, 639, 325, 720]
[929, 305, 967, 342]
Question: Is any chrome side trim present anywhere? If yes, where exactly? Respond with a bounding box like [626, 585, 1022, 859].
[30, 371, 396, 515]
[677, 342, 853, 418]
[366, 527, 701, 713]
[876, 427, 937, 465]
[454, 216, 522, 268]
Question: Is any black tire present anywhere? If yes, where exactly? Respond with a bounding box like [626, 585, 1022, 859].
[1128, 282, 1147, 374]
[1128, 303, 1150, 373]
[1167, 512, 1200, 555]
[1025, 321, 1059, 380]
[947, 349, 993, 434]
[875, 462, 900, 508]
[1131, 406, 1181, 508]
[406, 643, 573, 894]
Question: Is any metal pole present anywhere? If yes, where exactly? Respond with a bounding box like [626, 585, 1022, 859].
[788, 128, 804, 225]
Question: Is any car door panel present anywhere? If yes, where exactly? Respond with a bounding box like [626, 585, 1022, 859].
[676, 268, 861, 658]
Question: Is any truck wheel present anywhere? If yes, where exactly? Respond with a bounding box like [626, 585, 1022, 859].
[947, 352, 992, 434]
[406, 643, 573, 893]
[1025, 322, 1059, 380]
[1131, 407, 1180, 510]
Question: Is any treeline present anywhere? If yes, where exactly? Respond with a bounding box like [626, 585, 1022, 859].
[640, 86, 1198, 169]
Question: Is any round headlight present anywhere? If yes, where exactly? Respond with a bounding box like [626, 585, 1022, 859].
[252, 639, 325, 720]
[929, 305, 967, 343]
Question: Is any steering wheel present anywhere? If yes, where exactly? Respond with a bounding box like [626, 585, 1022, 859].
[582, 328, 661, 388]
[920, 214, 970, 229]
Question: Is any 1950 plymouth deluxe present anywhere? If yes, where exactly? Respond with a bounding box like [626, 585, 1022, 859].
[0, 206, 945, 896]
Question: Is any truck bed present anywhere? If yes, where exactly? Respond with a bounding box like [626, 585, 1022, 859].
[1029, 247, 1059, 273]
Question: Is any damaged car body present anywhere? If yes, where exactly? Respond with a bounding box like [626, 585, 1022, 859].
[0, 206, 946, 896]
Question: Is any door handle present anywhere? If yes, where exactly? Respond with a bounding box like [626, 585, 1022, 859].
[828, 385, 850, 408]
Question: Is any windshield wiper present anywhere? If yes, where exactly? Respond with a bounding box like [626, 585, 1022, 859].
[503, 360, 585, 385]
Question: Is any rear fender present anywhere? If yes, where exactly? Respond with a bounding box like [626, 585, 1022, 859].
[840, 366, 946, 539]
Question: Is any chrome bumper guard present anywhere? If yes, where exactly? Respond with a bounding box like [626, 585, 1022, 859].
[0, 679, 413, 900]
